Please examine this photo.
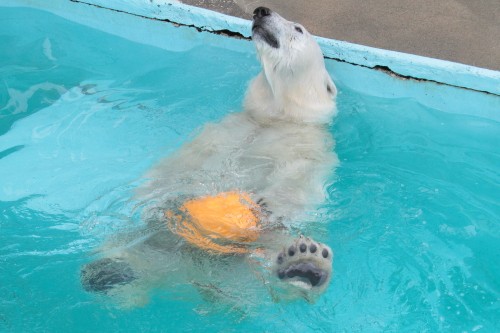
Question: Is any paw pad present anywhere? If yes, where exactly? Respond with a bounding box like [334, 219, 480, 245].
[81, 258, 136, 293]
[274, 236, 333, 290]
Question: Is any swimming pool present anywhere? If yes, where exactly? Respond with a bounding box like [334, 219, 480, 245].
[1, 2, 499, 333]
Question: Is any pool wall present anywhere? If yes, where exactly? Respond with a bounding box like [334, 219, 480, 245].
[4, 0, 499, 119]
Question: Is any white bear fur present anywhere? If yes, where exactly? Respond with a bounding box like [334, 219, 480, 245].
[137, 10, 338, 221]
[93, 10, 338, 309]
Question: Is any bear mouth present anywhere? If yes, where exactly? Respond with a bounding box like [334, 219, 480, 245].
[278, 261, 329, 288]
[252, 23, 280, 49]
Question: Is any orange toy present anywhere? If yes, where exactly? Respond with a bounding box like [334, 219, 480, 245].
[165, 192, 261, 254]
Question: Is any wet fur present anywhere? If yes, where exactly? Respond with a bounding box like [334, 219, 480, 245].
[83, 9, 338, 309]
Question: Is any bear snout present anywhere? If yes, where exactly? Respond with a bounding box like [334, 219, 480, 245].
[251, 7, 280, 49]
[253, 7, 272, 19]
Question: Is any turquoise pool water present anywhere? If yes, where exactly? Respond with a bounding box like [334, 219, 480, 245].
[1, 6, 499, 333]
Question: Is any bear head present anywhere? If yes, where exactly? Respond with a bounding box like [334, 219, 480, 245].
[245, 7, 337, 124]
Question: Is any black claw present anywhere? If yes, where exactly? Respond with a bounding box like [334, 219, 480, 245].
[288, 246, 296, 256]
[310, 244, 317, 253]
[299, 243, 307, 253]
[322, 248, 329, 258]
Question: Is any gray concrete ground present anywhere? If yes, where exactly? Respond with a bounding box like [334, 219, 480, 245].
[180, 0, 500, 71]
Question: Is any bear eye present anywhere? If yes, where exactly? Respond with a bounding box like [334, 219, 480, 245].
[295, 26, 303, 34]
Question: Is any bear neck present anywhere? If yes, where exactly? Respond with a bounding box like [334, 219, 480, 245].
[244, 72, 336, 125]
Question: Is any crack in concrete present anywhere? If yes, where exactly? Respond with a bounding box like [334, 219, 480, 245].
[324, 57, 498, 96]
[70, 0, 250, 39]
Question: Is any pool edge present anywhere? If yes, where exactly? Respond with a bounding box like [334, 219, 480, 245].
[4, 0, 500, 96]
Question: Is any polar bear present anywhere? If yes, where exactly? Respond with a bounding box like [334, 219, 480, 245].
[81, 7, 338, 308]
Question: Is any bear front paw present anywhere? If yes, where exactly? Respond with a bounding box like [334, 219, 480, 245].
[274, 235, 333, 290]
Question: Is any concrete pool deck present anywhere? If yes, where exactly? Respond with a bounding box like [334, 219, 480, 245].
[180, 0, 500, 71]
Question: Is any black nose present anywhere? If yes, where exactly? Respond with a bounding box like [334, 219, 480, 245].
[253, 7, 271, 19]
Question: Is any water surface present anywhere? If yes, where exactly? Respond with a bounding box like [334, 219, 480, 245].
[1, 7, 499, 333]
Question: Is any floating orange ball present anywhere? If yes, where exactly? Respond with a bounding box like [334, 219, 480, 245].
[166, 192, 261, 254]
